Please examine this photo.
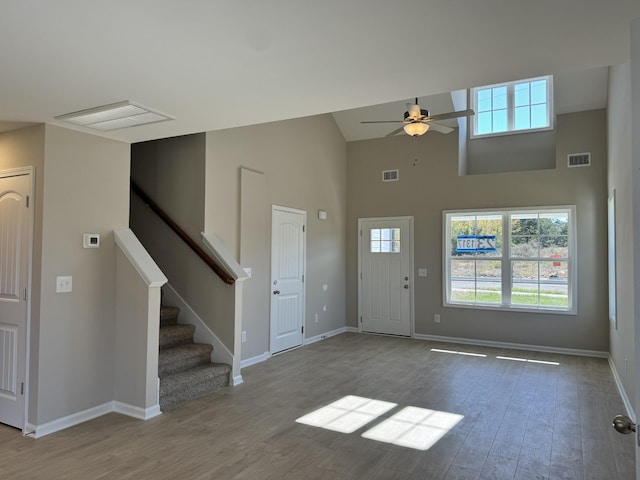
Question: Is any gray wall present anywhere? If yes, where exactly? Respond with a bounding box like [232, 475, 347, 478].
[607, 63, 635, 407]
[347, 109, 608, 352]
[467, 130, 556, 175]
[131, 134, 205, 240]
[0, 124, 130, 426]
[205, 114, 348, 360]
[130, 133, 236, 351]
[38, 125, 129, 424]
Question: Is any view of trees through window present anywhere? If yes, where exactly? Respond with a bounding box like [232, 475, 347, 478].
[446, 209, 572, 311]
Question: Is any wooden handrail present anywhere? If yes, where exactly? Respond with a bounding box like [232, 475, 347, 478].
[130, 179, 235, 286]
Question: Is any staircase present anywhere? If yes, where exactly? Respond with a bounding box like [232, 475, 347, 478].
[158, 306, 231, 411]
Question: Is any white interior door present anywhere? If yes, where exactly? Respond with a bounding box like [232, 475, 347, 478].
[270, 206, 306, 354]
[359, 217, 412, 336]
[0, 171, 31, 429]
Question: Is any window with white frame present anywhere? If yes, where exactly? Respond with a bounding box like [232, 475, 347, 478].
[444, 206, 575, 313]
[471, 76, 553, 138]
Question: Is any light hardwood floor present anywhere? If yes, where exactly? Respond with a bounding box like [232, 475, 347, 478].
[0, 333, 635, 479]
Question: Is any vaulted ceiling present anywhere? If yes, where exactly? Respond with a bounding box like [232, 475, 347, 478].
[0, 1, 638, 144]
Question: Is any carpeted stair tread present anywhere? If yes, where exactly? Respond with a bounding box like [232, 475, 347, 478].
[160, 364, 231, 411]
[158, 343, 213, 377]
[157, 302, 231, 411]
[160, 306, 180, 327]
[160, 363, 231, 397]
[159, 324, 196, 349]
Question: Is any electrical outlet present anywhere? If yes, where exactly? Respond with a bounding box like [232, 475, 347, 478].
[241, 331, 247, 343]
[323, 304, 327, 312]
[314, 314, 319, 323]
[434, 314, 440, 323]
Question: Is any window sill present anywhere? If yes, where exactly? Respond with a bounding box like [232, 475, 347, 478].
[469, 125, 554, 140]
[443, 301, 577, 316]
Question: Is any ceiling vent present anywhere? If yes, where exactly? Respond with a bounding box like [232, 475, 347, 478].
[567, 152, 591, 168]
[382, 169, 399, 182]
[55, 101, 174, 131]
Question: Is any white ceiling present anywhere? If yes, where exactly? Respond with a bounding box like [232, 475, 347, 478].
[0, 1, 637, 144]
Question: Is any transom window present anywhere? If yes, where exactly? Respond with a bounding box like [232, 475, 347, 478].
[370, 228, 401, 253]
[444, 206, 575, 314]
[472, 76, 553, 138]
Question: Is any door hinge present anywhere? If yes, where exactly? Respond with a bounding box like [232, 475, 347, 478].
[24, 288, 27, 300]
[26, 195, 30, 208]
[303, 225, 306, 233]
[301, 325, 304, 334]
[302, 274, 304, 282]
[360, 316, 363, 323]
[21, 382, 24, 395]
[360, 272, 362, 280]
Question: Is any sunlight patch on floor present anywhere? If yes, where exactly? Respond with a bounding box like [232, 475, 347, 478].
[431, 348, 487, 358]
[295, 395, 397, 433]
[496, 355, 560, 365]
[361, 406, 464, 451]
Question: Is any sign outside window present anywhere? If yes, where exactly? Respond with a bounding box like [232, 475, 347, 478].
[456, 235, 497, 253]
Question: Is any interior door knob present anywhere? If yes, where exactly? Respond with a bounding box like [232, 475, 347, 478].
[404, 285, 409, 289]
[273, 290, 281, 295]
[612, 415, 636, 434]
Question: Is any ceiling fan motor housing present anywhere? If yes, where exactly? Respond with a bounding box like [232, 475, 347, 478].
[404, 109, 429, 121]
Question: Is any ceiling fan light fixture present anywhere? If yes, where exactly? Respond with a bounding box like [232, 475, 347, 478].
[403, 122, 429, 136]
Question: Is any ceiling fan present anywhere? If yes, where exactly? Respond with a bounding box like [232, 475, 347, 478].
[361, 98, 474, 137]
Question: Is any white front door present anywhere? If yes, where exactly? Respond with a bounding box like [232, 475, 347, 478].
[359, 217, 413, 336]
[270, 206, 306, 354]
[0, 171, 31, 429]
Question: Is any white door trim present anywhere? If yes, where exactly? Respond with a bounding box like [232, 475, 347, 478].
[0, 166, 34, 434]
[270, 205, 307, 353]
[358, 216, 415, 337]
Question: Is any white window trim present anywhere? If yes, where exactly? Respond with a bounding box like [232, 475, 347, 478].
[442, 206, 577, 315]
[470, 75, 554, 139]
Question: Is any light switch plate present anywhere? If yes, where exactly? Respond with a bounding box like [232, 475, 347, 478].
[56, 276, 72, 293]
[418, 268, 428, 277]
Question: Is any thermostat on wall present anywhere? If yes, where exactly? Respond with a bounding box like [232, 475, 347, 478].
[83, 233, 100, 248]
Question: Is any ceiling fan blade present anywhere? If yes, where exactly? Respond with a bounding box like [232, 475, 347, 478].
[385, 126, 406, 137]
[360, 120, 404, 124]
[425, 108, 475, 122]
[427, 122, 454, 134]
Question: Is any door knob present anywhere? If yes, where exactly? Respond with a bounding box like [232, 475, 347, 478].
[612, 415, 636, 434]
[273, 290, 281, 295]
[404, 285, 409, 289]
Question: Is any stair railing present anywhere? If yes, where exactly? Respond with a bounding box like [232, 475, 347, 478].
[130, 179, 235, 286]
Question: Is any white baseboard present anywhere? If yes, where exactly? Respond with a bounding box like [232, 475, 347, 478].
[232, 375, 244, 386]
[239, 328, 356, 369]
[413, 333, 608, 358]
[31, 402, 113, 438]
[304, 326, 353, 346]
[113, 401, 161, 420]
[163, 283, 234, 367]
[608, 356, 636, 420]
[241, 351, 271, 368]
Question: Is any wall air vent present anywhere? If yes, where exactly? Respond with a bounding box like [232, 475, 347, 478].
[567, 152, 591, 168]
[382, 169, 399, 182]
